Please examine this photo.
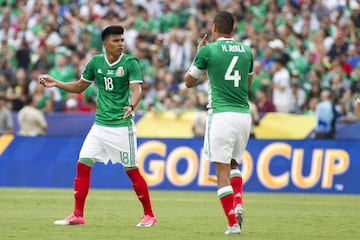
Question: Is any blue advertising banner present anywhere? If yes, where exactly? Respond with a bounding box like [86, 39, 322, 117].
[0, 137, 358, 194]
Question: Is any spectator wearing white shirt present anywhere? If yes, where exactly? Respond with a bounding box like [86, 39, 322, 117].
[18, 95, 47, 136]
[271, 58, 292, 113]
[289, 71, 306, 114]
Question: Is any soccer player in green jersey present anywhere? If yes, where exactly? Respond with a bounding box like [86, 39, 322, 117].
[184, 11, 253, 235]
[39, 25, 156, 227]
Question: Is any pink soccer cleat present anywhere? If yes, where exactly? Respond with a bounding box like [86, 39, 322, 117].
[54, 214, 85, 225]
[136, 215, 157, 227]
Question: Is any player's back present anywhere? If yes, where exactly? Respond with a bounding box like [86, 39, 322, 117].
[204, 38, 253, 113]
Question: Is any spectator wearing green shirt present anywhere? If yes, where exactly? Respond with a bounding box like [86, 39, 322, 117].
[159, 3, 180, 33]
[133, 5, 159, 42]
[250, 60, 271, 98]
[49, 54, 76, 110]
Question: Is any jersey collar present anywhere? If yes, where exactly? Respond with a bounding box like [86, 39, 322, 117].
[216, 37, 235, 41]
[105, 53, 123, 66]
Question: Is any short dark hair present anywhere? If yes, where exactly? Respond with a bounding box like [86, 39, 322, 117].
[101, 25, 124, 41]
[274, 57, 286, 65]
[213, 11, 234, 35]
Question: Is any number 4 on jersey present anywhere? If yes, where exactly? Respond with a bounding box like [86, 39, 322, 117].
[225, 56, 241, 87]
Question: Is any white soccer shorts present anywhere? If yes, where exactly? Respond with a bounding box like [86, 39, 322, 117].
[79, 124, 138, 167]
[204, 112, 251, 164]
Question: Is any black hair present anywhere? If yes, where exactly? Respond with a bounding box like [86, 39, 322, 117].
[274, 57, 285, 65]
[24, 95, 33, 105]
[101, 25, 124, 41]
[213, 11, 234, 35]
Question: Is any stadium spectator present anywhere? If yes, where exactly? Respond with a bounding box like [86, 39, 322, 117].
[329, 72, 349, 104]
[168, 30, 193, 82]
[40, 25, 156, 227]
[159, 3, 180, 32]
[31, 81, 54, 113]
[268, 38, 290, 66]
[184, 11, 252, 235]
[350, 1, 360, 27]
[32, 46, 52, 72]
[250, 60, 271, 98]
[15, 37, 31, 70]
[271, 57, 292, 113]
[0, 73, 9, 97]
[312, 0, 331, 21]
[303, 96, 319, 116]
[133, 5, 159, 42]
[337, 53, 353, 77]
[255, 88, 276, 113]
[0, 94, 13, 135]
[346, 44, 360, 69]
[350, 66, 360, 94]
[64, 95, 79, 113]
[0, 0, 360, 134]
[289, 81, 306, 114]
[327, 32, 349, 62]
[6, 68, 28, 111]
[313, 89, 339, 139]
[260, 46, 275, 72]
[48, 53, 76, 110]
[176, 0, 196, 28]
[17, 95, 47, 136]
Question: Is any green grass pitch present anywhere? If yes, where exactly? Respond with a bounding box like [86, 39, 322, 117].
[0, 188, 359, 240]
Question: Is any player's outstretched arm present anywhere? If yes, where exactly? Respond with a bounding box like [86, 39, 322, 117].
[39, 75, 91, 93]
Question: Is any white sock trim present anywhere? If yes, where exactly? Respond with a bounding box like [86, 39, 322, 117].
[230, 169, 241, 175]
[217, 185, 233, 196]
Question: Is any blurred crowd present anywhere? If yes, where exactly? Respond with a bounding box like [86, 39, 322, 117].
[1, 0, 360, 136]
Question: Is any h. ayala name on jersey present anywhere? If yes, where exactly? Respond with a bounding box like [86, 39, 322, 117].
[221, 44, 246, 53]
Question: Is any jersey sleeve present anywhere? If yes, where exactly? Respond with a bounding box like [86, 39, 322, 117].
[187, 46, 209, 79]
[247, 46, 254, 75]
[81, 57, 96, 82]
[128, 58, 143, 84]
[193, 46, 209, 70]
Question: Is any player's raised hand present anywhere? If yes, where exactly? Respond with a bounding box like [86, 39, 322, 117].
[197, 34, 208, 51]
[39, 74, 57, 88]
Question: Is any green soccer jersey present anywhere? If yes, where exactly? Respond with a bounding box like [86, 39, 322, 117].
[82, 54, 143, 127]
[192, 37, 253, 113]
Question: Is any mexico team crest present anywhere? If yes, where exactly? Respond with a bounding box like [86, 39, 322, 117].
[116, 66, 124, 77]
